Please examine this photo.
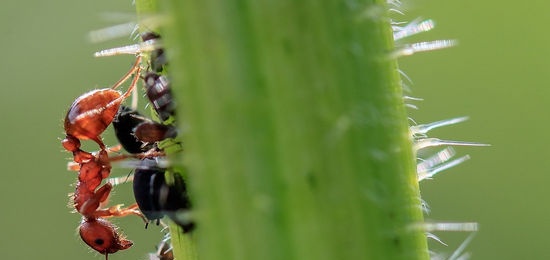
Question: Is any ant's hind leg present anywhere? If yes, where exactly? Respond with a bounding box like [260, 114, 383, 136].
[79, 183, 114, 217]
[111, 59, 143, 111]
[96, 203, 148, 223]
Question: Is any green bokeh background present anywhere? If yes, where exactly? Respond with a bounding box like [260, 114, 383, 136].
[0, 0, 546, 259]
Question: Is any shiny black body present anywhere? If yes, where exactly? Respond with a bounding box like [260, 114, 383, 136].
[134, 121, 177, 143]
[133, 159, 195, 233]
[112, 106, 152, 153]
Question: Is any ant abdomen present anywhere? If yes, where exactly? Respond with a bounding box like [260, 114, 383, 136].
[79, 218, 133, 255]
[64, 89, 121, 146]
[63, 56, 142, 151]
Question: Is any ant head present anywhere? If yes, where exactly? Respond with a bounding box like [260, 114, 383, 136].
[79, 218, 133, 255]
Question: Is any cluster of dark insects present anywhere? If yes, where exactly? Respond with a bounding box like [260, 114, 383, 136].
[62, 31, 193, 259]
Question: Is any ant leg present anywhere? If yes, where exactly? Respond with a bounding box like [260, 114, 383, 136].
[80, 183, 146, 222]
[68, 149, 165, 172]
[107, 144, 122, 153]
[96, 203, 148, 223]
[91, 136, 107, 151]
[105, 61, 142, 115]
[67, 161, 80, 171]
[106, 150, 166, 162]
[62, 135, 95, 163]
[106, 174, 134, 186]
[110, 56, 142, 90]
[72, 150, 95, 164]
[130, 71, 139, 110]
[119, 64, 142, 101]
[79, 183, 113, 217]
[67, 146, 120, 172]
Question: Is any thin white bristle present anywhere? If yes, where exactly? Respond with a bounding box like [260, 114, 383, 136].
[427, 232, 448, 246]
[404, 95, 423, 110]
[421, 198, 431, 214]
[405, 103, 419, 109]
[410, 117, 469, 136]
[421, 222, 479, 232]
[448, 233, 477, 260]
[393, 19, 435, 41]
[398, 69, 414, 84]
[391, 40, 457, 58]
[403, 96, 423, 101]
[414, 138, 490, 151]
[388, 8, 405, 15]
[88, 22, 137, 43]
[387, 0, 402, 7]
[107, 175, 134, 186]
[418, 155, 470, 181]
[417, 147, 456, 172]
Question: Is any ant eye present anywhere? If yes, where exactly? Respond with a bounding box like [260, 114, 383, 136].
[95, 238, 105, 245]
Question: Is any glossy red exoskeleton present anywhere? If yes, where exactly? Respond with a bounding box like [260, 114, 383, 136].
[62, 56, 150, 259]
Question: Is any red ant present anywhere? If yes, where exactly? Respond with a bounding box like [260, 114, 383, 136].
[62, 56, 142, 159]
[62, 56, 150, 258]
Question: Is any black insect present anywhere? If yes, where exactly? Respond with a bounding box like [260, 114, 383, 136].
[144, 72, 175, 122]
[141, 32, 167, 73]
[133, 158, 195, 233]
[112, 106, 153, 153]
[113, 106, 177, 154]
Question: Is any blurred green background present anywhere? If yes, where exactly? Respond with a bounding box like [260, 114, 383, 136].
[0, 0, 546, 259]
[0, 1, 165, 259]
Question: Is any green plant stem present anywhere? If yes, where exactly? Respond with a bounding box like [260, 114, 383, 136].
[134, 0, 157, 18]
[162, 0, 429, 259]
[134, 1, 198, 260]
